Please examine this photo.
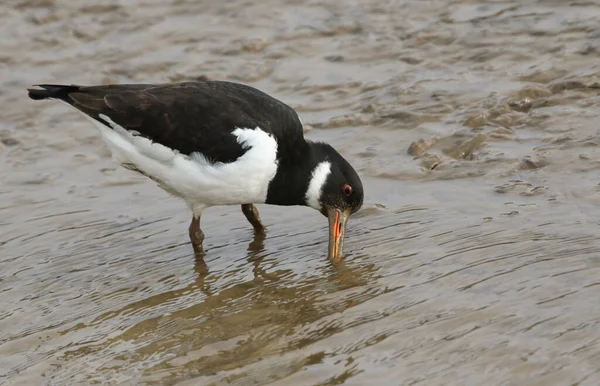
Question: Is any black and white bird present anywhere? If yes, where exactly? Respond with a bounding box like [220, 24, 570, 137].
[27, 80, 363, 262]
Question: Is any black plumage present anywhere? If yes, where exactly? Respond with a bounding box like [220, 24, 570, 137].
[28, 81, 307, 165]
[27, 80, 364, 262]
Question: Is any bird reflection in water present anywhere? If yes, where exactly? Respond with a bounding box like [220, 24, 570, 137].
[59, 232, 378, 381]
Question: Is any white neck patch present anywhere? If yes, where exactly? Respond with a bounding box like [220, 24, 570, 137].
[305, 161, 331, 210]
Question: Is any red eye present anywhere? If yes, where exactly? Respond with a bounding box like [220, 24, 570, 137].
[342, 184, 353, 196]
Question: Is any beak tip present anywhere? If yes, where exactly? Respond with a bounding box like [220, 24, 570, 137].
[331, 255, 345, 264]
[326, 207, 351, 263]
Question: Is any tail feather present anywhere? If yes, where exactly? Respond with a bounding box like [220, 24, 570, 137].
[27, 84, 80, 101]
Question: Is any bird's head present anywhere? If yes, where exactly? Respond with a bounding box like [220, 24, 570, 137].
[305, 143, 363, 263]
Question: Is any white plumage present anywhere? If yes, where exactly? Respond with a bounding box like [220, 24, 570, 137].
[31, 81, 364, 261]
[305, 161, 332, 211]
[86, 113, 279, 217]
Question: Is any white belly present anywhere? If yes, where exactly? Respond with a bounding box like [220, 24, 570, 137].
[89, 114, 278, 215]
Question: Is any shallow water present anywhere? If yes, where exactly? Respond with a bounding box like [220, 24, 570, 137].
[2, 0, 600, 385]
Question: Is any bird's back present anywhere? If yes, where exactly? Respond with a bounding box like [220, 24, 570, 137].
[28, 80, 306, 164]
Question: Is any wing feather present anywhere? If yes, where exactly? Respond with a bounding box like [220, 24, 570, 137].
[30, 81, 306, 164]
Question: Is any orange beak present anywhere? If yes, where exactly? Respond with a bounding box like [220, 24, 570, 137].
[326, 207, 351, 263]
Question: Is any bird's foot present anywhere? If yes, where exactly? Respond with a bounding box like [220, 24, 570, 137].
[241, 204, 266, 234]
[189, 216, 206, 256]
[191, 241, 205, 257]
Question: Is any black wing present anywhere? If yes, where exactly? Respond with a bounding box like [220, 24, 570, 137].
[27, 81, 306, 164]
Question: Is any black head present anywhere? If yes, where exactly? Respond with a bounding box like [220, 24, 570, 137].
[304, 143, 363, 262]
[304, 144, 363, 216]
[264, 141, 363, 262]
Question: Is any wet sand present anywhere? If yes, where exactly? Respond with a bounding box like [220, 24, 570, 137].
[2, 0, 600, 385]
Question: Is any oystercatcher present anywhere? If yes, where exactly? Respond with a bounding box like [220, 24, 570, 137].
[27, 80, 363, 262]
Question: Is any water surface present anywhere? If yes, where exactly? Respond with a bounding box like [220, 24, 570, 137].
[1, 0, 600, 385]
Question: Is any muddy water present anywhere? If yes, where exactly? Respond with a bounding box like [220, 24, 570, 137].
[2, 0, 600, 385]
